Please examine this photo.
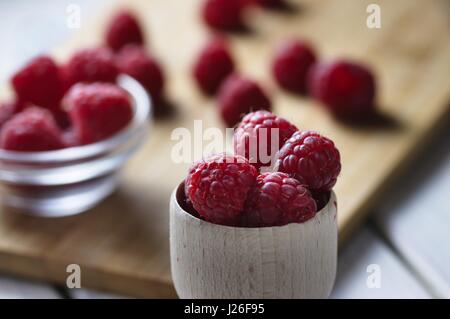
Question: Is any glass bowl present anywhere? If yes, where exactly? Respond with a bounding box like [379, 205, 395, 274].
[0, 75, 151, 217]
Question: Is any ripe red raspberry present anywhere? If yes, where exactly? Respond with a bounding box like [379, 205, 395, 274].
[242, 172, 317, 227]
[193, 37, 234, 95]
[185, 153, 258, 226]
[275, 131, 341, 192]
[11, 55, 63, 109]
[218, 74, 271, 127]
[105, 10, 144, 52]
[202, 0, 246, 31]
[308, 60, 376, 119]
[115, 45, 165, 105]
[234, 110, 297, 169]
[64, 83, 133, 145]
[0, 107, 64, 151]
[0, 100, 26, 128]
[62, 129, 79, 148]
[272, 40, 317, 94]
[62, 47, 118, 89]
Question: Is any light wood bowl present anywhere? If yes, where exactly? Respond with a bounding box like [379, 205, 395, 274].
[170, 183, 337, 299]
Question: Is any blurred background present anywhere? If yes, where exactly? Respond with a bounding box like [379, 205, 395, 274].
[0, 0, 449, 299]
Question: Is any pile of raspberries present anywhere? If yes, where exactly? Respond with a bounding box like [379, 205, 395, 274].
[0, 10, 162, 152]
[184, 110, 341, 227]
[195, 0, 377, 127]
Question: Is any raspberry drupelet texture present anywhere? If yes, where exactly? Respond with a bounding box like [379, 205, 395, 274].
[105, 10, 144, 52]
[308, 60, 376, 119]
[218, 74, 271, 127]
[0, 107, 64, 151]
[272, 40, 317, 94]
[64, 83, 133, 145]
[185, 153, 258, 226]
[243, 172, 317, 227]
[202, 0, 246, 31]
[234, 110, 297, 169]
[193, 37, 234, 95]
[115, 45, 165, 105]
[275, 130, 341, 192]
[11, 55, 63, 109]
[62, 47, 118, 89]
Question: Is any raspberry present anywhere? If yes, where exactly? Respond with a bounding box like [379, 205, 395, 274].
[242, 172, 317, 227]
[193, 37, 234, 95]
[218, 74, 271, 127]
[115, 45, 165, 104]
[62, 129, 79, 148]
[308, 60, 376, 119]
[275, 131, 341, 192]
[202, 0, 246, 31]
[0, 100, 26, 128]
[0, 107, 64, 151]
[105, 10, 144, 52]
[11, 55, 63, 109]
[62, 47, 118, 89]
[234, 110, 297, 169]
[272, 40, 316, 94]
[60, 65, 73, 94]
[64, 83, 133, 144]
[185, 153, 258, 226]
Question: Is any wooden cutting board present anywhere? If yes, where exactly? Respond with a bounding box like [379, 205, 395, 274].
[0, 0, 449, 298]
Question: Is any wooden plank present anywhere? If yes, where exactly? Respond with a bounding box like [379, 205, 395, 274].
[0, 274, 61, 299]
[374, 124, 450, 298]
[330, 227, 430, 299]
[0, 0, 449, 297]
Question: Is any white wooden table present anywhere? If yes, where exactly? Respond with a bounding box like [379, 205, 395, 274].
[0, 0, 449, 299]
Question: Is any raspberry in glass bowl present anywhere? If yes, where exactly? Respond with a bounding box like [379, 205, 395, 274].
[0, 75, 151, 217]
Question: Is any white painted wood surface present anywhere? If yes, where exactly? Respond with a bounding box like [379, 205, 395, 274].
[170, 184, 337, 299]
[374, 124, 450, 298]
[0, 275, 60, 299]
[330, 228, 430, 299]
[68, 288, 129, 299]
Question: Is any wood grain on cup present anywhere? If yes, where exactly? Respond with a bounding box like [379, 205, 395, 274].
[170, 183, 337, 299]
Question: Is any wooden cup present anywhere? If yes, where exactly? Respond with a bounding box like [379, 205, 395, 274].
[170, 183, 337, 299]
